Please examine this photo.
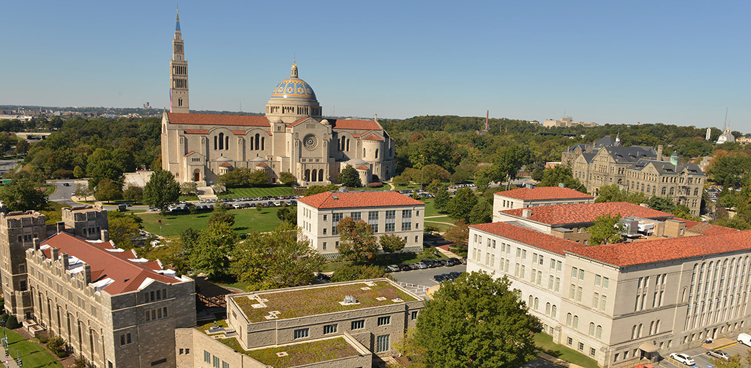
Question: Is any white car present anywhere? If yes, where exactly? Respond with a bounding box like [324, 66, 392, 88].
[670, 353, 695, 366]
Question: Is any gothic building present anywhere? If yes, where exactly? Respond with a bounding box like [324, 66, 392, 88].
[161, 12, 395, 187]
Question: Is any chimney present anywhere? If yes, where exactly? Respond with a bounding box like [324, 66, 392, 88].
[83, 264, 92, 284]
[56, 221, 65, 234]
[657, 145, 663, 161]
[51, 247, 59, 261]
[101, 229, 109, 242]
[33, 238, 40, 251]
[522, 209, 532, 218]
[61, 252, 69, 269]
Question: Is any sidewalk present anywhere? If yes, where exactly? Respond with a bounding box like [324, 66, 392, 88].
[0, 346, 20, 368]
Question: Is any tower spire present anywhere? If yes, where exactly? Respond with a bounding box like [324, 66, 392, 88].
[170, 9, 189, 113]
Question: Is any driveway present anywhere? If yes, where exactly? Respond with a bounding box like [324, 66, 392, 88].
[391, 264, 466, 288]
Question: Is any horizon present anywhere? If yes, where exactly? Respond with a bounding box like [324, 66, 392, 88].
[1, 1, 749, 132]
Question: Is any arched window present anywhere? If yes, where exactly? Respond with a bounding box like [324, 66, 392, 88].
[346, 138, 350, 151]
[638, 323, 643, 338]
[589, 322, 595, 336]
[670, 187, 675, 195]
[567, 313, 572, 326]
[551, 305, 557, 318]
[632, 325, 637, 340]
[655, 320, 661, 334]
[311, 170, 317, 182]
[218, 133, 224, 150]
[596, 325, 602, 339]
[319, 169, 324, 182]
[214, 136, 218, 150]
[573, 316, 579, 329]
[304, 169, 310, 181]
[649, 321, 654, 335]
[225, 136, 229, 150]
[255, 133, 260, 150]
[363, 148, 366, 158]
[534, 297, 539, 310]
[375, 149, 379, 159]
[545, 302, 551, 316]
[529, 296, 533, 307]
[261, 137, 265, 151]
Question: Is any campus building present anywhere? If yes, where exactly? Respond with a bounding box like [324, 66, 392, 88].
[175, 279, 423, 368]
[297, 191, 425, 257]
[468, 201, 745, 368]
[564, 138, 705, 216]
[0, 206, 196, 368]
[492, 186, 594, 221]
[160, 12, 396, 187]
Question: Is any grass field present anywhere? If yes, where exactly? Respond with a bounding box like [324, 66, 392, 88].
[534, 333, 598, 368]
[219, 186, 294, 199]
[140, 207, 286, 237]
[6, 329, 63, 368]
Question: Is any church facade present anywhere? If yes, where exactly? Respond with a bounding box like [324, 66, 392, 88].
[161, 13, 396, 187]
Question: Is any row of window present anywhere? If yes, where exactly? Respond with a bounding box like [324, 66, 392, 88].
[325, 210, 419, 223]
[144, 289, 168, 303]
[204, 351, 230, 368]
[145, 307, 168, 321]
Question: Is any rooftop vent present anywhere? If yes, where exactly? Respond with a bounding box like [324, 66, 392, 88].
[332, 195, 339, 200]
[276, 352, 288, 357]
[365, 281, 376, 286]
[340, 295, 359, 306]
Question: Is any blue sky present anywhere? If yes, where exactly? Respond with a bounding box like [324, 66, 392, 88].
[2, 1, 749, 132]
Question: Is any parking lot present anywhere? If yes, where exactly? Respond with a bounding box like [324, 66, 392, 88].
[391, 264, 467, 290]
[656, 341, 749, 368]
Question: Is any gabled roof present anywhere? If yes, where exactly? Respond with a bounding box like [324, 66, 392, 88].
[678, 219, 736, 236]
[168, 113, 270, 127]
[362, 133, 384, 141]
[603, 146, 656, 164]
[495, 187, 593, 201]
[569, 229, 747, 267]
[356, 165, 369, 170]
[593, 136, 615, 147]
[501, 202, 673, 226]
[39, 233, 183, 295]
[219, 162, 233, 167]
[629, 160, 705, 177]
[299, 191, 424, 209]
[288, 117, 310, 127]
[471, 222, 585, 256]
[184, 151, 196, 157]
[331, 119, 382, 131]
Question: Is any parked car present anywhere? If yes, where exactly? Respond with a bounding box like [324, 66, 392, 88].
[670, 353, 695, 366]
[408, 263, 420, 270]
[386, 265, 400, 273]
[707, 350, 730, 361]
[434, 259, 447, 266]
[416, 262, 428, 269]
[446, 258, 461, 266]
[433, 274, 445, 282]
[398, 264, 411, 271]
[449, 271, 463, 279]
[421, 259, 435, 268]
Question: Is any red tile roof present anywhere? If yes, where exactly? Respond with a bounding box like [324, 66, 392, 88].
[231, 130, 245, 135]
[678, 219, 737, 236]
[184, 151, 196, 157]
[501, 202, 673, 226]
[288, 118, 309, 127]
[496, 187, 593, 201]
[362, 133, 384, 141]
[184, 129, 209, 134]
[256, 162, 269, 167]
[40, 233, 183, 295]
[570, 229, 747, 267]
[168, 113, 270, 127]
[356, 165, 369, 170]
[471, 222, 585, 255]
[299, 191, 424, 209]
[219, 163, 233, 167]
[331, 119, 382, 131]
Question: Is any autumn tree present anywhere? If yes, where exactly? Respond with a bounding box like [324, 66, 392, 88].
[444, 220, 469, 254]
[230, 223, 324, 291]
[337, 217, 378, 264]
[379, 233, 405, 253]
[414, 272, 539, 368]
[587, 213, 625, 245]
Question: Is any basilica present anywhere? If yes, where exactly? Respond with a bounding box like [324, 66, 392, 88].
[161, 13, 395, 187]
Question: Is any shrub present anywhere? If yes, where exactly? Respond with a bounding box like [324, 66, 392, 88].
[366, 182, 383, 188]
[73, 355, 87, 368]
[48, 336, 66, 355]
[37, 332, 49, 344]
[5, 315, 19, 329]
[56, 350, 68, 358]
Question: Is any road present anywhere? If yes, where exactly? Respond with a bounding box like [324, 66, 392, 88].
[392, 264, 467, 288]
[0, 159, 21, 177]
[47, 179, 78, 206]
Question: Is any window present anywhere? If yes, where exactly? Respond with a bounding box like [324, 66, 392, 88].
[351, 320, 365, 330]
[378, 316, 391, 326]
[595, 274, 601, 286]
[589, 322, 595, 336]
[323, 324, 338, 334]
[572, 267, 578, 279]
[222, 362, 229, 368]
[322, 242, 327, 250]
[567, 337, 573, 346]
[555, 277, 561, 292]
[577, 287, 582, 302]
[578, 342, 584, 352]
[603, 277, 609, 288]
[204, 351, 211, 364]
[596, 325, 602, 339]
[293, 328, 309, 339]
[566, 313, 572, 326]
[601, 295, 607, 311]
[573, 315, 579, 329]
[213, 356, 220, 368]
[557, 260, 562, 271]
[352, 212, 361, 221]
[376, 334, 390, 353]
[411, 311, 418, 320]
[590, 348, 596, 357]
[593, 293, 599, 308]
[570, 285, 576, 299]
[401, 222, 412, 231]
[579, 269, 585, 280]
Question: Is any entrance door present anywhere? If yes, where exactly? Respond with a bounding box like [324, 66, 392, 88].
[193, 170, 200, 182]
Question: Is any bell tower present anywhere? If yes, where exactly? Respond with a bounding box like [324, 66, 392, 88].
[170, 8, 189, 113]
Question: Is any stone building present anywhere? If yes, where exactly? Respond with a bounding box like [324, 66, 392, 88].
[0, 206, 196, 368]
[175, 279, 423, 368]
[161, 12, 395, 187]
[492, 186, 594, 221]
[297, 191, 425, 257]
[468, 202, 746, 368]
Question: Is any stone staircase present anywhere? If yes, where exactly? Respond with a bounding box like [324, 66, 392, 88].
[197, 186, 218, 201]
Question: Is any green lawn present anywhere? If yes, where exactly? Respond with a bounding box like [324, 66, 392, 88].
[219, 186, 294, 199]
[6, 329, 63, 368]
[140, 207, 286, 237]
[534, 333, 599, 368]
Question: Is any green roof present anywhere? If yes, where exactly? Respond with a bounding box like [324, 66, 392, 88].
[231, 280, 417, 323]
[219, 337, 361, 368]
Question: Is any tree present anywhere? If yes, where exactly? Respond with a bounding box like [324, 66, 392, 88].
[180, 182, 197, 196]
[421, 164, 451, 184]
[337, 217, 378, 264]
[538, 165, 586, 192]
[208, 207, 235, 227]
[86, 148, 124, 189]
[190, 221, 238, 279]
[434, 187, 450, 213]
[444, 220, 469, 254]
[379, 233, 406, 253]
[123, 185, 143, 202]
[469, 200, 493, 224]
[339, 165, 362, 187]
[279, 172, 296, 186]
[94, 178, 122, 203]
[230, 223, 325, 291]
[414, 272, 539, 368]
[305, 184, 338, 196]
[487, 145, 530, 183]
[15, 139, 29, 155]
[331, 264, 389, 282]
[74, 183, 94, 200]
[392, 175, 410, 186]
[446, 187, 478, 222]
[248, 169, 270, 186]
[0, 178, 47, 211]
[143, 169, 180, 212]
[73, 165, 85, 179]
[276, 206, 297, 225]
[107, 213, 142, 249]
[531, 165, 545, 181]
[587, 213, 625, 245]
[647, 196, 676, 213]
[595, 184, 649, 204]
